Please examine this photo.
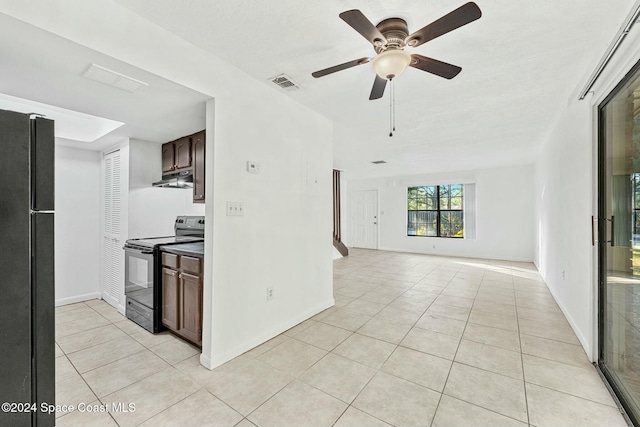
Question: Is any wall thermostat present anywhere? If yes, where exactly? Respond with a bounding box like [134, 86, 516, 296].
[246, 161, 260, 173]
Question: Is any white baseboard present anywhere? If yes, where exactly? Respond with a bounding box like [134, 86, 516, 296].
[544, 283, 592, 360]
[378, 246, 534, 262]
[55, 292, 101, 307]
[199, 353, 213, 370]
[204, 299, 335, 370]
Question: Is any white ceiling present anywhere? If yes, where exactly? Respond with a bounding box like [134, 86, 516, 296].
[0, 11, 209, 151]
[111, 0, 636, 178]
[0, 92, 124, 142]
[0, 1, 636, 177]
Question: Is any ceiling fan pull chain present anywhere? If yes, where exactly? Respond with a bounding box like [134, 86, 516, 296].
[393, 79, 396, 132]
[389, 78, 393, 137]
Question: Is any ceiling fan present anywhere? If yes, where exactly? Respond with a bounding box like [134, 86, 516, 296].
[311, 2, 482, 100]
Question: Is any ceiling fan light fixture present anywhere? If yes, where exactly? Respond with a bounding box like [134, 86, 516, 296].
[371, 49, 411, 80]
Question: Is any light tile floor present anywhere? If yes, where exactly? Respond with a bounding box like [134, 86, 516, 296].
[54, 249, 629, 426]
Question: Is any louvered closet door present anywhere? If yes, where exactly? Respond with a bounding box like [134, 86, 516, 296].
[103, 150, 123, 309]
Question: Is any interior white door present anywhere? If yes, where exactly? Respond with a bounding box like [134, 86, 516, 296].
[102, 150, 122, 309]
[352, 190, 378, 249]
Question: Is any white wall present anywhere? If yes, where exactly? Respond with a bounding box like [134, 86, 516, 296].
[205, 93, 334, 368]
[533, 7, 640, 360]
[348, 164, 535, 261]
[128, 138, 204, 238]
[54, 145, 101, 305]
[534, 101, 594, 354]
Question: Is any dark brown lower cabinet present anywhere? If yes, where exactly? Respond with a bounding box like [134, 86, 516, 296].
[180, 272, 202, 344]
[161, 253, 202, 346]
[162, 268, 180, 331]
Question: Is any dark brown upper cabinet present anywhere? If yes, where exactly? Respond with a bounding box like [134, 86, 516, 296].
[192, 131, 205, 204]
[162, 142, 175, 173]
[175, 137, 192, 170]
[160, 130, 206, 203]
[162, 136, 192, 173]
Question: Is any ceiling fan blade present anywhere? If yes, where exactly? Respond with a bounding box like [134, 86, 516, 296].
[339, 10, 387, 46]
[406, 2, 481, 48]
[369, 75, 387, 100]
[312, 57, 370, 78]
[410, 54, 462, 79]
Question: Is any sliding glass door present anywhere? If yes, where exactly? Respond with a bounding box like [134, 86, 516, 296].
[599, 60, 640, 426]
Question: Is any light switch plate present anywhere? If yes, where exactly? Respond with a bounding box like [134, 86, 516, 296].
[226, 201, 244, 216]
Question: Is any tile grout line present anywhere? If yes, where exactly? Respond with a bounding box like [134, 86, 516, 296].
[428, 262, 485, 427]
[128, 386, 207, 427]
[523, 381, 624, 409]
[57, 301, 205, 425]
[514, 276, 532, 426]
[58, 331, 132, 358]
[324, 263, 453, 426]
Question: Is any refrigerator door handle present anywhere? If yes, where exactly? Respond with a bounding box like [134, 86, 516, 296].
[31, 117, 55, 211]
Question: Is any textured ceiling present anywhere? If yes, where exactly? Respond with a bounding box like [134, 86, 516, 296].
[112, 0, 636, 178]
[1, 1, 635, 176]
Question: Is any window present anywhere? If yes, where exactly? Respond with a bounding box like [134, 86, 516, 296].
[407, 184, 464, 238]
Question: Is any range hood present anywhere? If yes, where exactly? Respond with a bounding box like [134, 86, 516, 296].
[152, 170, 193, 189]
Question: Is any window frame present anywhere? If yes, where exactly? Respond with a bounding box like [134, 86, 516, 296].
[407, 184, 464, 238]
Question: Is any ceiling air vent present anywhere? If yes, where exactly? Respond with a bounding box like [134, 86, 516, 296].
[371, 160, 387, 164]
[269, 74, 300, 92]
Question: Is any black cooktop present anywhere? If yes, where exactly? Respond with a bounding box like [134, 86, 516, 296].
[160, 241, 205, 257]
[125, 236, 203, 250]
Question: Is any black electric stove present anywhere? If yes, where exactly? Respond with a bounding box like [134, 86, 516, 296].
[123, 216, 204, 332]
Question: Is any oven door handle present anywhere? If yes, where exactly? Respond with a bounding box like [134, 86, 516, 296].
[123, 246, 154, 255]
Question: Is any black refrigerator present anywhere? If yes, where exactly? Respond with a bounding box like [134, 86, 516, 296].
[0, 109, 55, 427]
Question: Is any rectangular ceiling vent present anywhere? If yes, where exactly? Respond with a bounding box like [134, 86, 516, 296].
[371, 160, 387, 164]
[269, 74, 300, 92]
[83, 63, 149, 93]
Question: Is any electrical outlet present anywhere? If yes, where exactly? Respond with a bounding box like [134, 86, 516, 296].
[226, 201, 244, 216]
[562, 270, 565, 280]
[266, 287, 274, 301]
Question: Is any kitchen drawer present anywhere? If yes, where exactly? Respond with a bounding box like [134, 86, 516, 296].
[126, 297, 153, 332]
[181, 256, 201, 275]
[162, 252, 179, 269]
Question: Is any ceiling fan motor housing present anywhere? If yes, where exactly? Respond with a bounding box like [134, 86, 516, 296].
[374, 18, 409, 53]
